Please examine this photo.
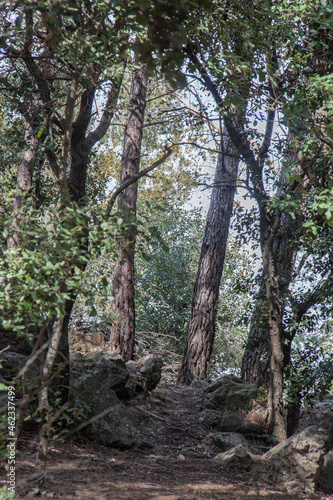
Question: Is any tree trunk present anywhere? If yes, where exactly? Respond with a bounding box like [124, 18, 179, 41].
[110, 63, 147, 362]
[8, 123, 38, 249]
[241, 279, 270, 386]
[179, 132, 239, 384]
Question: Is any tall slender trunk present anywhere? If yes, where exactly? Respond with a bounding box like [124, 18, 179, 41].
[110, 63, 147, 362]
[8, 123, 38, 249]
[179, 131, 239, 384]
[241, 279, 270, 386]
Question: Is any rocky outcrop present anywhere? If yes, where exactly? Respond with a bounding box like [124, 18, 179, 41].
[202, 432, 247, 452]
[71, 350, 129, 398]
[197, 409, 261, 435]
[71, 355, 137, 449]
[263, 426, 330, 493]
[213, 444, 256, 471]
[70, 351, 164, 448]
[205, 375, 258, 411]
[0, 351, 40, 381]
[319, 452, 333, 492]
[302, 395, 333, 446]
[126, 354, 163, 395]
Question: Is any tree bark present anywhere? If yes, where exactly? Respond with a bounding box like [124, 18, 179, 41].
[110, 63, 147, 362]
[241, 279, 270, 386]
[8, 123, 38, 249]
[179, 131, 239, 384]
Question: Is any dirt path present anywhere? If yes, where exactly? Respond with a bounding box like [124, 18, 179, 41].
[11, 384, 333, 499]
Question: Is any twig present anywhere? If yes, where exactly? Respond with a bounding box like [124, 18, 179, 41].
[136, 406, 166, 422]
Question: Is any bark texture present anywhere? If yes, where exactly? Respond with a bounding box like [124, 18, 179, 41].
[241, 279, 270, 386]
[110, 64, 147, 362]
[8, 123, 38, 249]
[179, 132, 239, 384]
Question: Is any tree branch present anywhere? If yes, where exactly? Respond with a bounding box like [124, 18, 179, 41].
[107, 147, 172, 214]
[86, 67, 125, 152]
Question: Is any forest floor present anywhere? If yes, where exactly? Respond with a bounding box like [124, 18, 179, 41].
[7, 383, 333, 500]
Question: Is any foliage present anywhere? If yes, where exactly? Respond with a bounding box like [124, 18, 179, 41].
[285, 338, 333, 406]
[0, 191, 124, 334]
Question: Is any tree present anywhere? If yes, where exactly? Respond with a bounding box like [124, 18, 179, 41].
[182, 0, 333, 439]
[179, 128, 240, 383]
[110, 62, 148, 361]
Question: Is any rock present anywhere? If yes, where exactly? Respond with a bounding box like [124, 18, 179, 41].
[318, 452, 333, 492]
[71, 355, 137, 449]
[125, 355, 163, 395]
[198, 409, 261, 435]
[197, 410, 224, 429]
[219, 412, 261, 434]
[206, 380, 258, 411]
[93, 404, 138, 449]
[137, 355, 163, 392]
[218, 412, 246, 432]
[0, 351, 40, 381]
[73, 350, 129, 398]
[213, 444, 255, 471]
[202, 432, 247, 452]
[0, 326, 39, 356]
[204, 374, 243, 394]
[302, 395, 333, 446]
[263, 426, 330, 493]
[191, 380, 209, 388]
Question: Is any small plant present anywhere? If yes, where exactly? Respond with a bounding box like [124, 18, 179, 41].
[0, 486, 15, 500]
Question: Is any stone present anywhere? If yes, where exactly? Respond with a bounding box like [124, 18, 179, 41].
[0, 351, 40, 381]
[213, 444, 255, 471]
[202, 432, 247, 452]
[318, 452, 333, 492]
[218, 412, 246, 432]
[206, 381, 258, 411]
[301, 395, 333, 446]
[137, 354, 163, 392]
[263, 426, 330, 493]
[92, 404, 138, 449]
[204, 374, 243, 394]
[74, 350, 129, 398]
[0, 326, 39, 356]
[71, 354, 137, 448]
[197, 410, 224, 429]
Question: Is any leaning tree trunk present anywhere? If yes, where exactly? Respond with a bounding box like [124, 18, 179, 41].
[179, 131, 240, 384]
[241, 278, 270, 386]
[110, 63, 147, 362]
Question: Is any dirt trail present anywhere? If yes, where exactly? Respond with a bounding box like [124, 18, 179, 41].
[12, 384, 333, 500]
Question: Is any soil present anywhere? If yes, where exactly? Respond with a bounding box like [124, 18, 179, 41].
[4, 383, 333, 500]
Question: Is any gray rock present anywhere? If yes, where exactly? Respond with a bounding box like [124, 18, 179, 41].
[302, 395, 333, 446]
[197, 410, 224, 429]
[91, 403, 138, 449]
[204, 374, 243, 394]
[76, 350, 129, 398]
[138, 354, 163, 392]
[263, 426, 330, 493]
[0, 351, 40, 381]
[318, 452, 333, 492]
[71, 356, 137, 448]
[218, 412, 245, 432]
[0, 326, 39, 356]
[206, 379, 258, 411]
[213, 444, 255, 471]
[202, 432, 247, 452]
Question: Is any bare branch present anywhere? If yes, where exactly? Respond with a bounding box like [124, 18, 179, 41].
[86, 66, 125, 151]
[107, 147, 172, 214]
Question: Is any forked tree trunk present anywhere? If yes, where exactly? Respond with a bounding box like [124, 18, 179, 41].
[110, 63, 147, 362]
[179, 132, 239, 384]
